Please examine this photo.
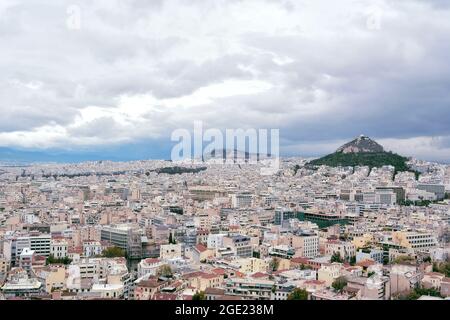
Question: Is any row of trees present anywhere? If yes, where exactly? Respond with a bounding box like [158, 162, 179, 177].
[397, 286, 443, 300]
[101, 246, 126, 258]
[46, 255, 72, 265]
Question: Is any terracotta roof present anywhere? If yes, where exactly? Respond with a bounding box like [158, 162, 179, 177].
[357, 260, 376, 268]
[195, 244, 208, 253]
[137, 280, 162, 288]
[304, 280, 325, 285]
[251, 272, 269, 278]
[211, 268, 226, 275]
[144, 258, 161, 264]
[201, 273, 219, 280]
[290, 257, 309, 264]
[151, 293, 177, 300]
[218, 295, 244, 300]
[204, 287, 225, 295]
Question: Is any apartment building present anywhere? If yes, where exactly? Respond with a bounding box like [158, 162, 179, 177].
[50, 239, 68, 259]
[318, 263, 342, 287]
[5, 233, 51, 264]
[233, 192, 253, 208]
[223, 235, 252, 258]
[225, 277, 275, 300]
[392, 231, 438, 253]
[83, 240, 103, 257]
[325, 241, 356, 261]
[291, 232, 319, 258]
[236, 258, 269, 274]
[160, 243, 182, 260]
[356, 248, 384, 264]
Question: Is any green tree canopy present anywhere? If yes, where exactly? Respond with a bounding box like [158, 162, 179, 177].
[433, 262, 450, 277]
[269, 257, 280, 272]
[102, 246, 126, 258]
[332, 276, 348, 292]
[156, 264, 173, 278]
[393, 255, 415, 264]
[287, 288, 308, 300]
[399, 287, 443, 300]
[330, 252, 344, 263]
[192, 291, 206, 300]
[46, 255, 72, 265]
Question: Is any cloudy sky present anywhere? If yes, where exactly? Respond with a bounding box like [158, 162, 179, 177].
[1, 0, 450, 162]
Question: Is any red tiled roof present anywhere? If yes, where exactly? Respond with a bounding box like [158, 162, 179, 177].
[290, 257, 309, 264]
[212, 268, 226, 275]
[195, 244, 208, 253]
[251, 272, 269, 278]
[151, 293, 177, 300]
[144, 258, 161, 264]
[304, 280, 325, 285]
[204, 287, 225, 295]
[201, 273, 219, 280]
[357, 260, 376, 268]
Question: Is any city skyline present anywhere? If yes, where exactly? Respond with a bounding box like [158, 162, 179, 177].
[1, 1, 449, 305]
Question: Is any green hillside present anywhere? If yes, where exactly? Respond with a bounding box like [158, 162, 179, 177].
[308, 151, 410, 172]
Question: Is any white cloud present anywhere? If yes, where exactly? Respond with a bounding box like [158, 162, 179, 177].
[0, 0, 449, 162]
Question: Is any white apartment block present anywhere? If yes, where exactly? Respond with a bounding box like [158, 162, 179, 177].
[50, 239, 68, 259]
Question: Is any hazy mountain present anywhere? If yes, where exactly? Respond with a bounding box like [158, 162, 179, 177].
[204, 149, 272, 162]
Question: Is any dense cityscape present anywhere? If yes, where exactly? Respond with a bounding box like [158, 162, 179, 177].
[1, 0, 450, 311]
[0, 136, 448, 301]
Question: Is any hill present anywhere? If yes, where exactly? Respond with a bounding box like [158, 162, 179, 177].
[336, 135, 384, 153]
[307, 135, 411, 172]
[308, 151, 409, 171]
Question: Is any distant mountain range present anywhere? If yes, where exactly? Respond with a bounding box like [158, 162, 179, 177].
[0, 143, 171, 164]
[308, 135, 411, 172]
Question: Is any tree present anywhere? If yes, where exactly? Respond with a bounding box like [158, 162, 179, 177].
[269, 257, 280, 272]
[349, 256, 356, 266]
[46, 255, 72, 265]
[192, 291, 206, 300]
[330, 252, 343, 263]
[156, 264, 173, 278]
[332, 276, 348, 292]
[393, 255, 415, 264]
[168, 233, 173, 244]
[287, 288, 308, 300]
[432, 262, 450, 277]
[401, 287, 443, 300]
[102, 246, 126, 258]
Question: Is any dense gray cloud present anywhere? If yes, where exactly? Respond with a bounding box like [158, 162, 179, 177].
[0, 0, 450, 161]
